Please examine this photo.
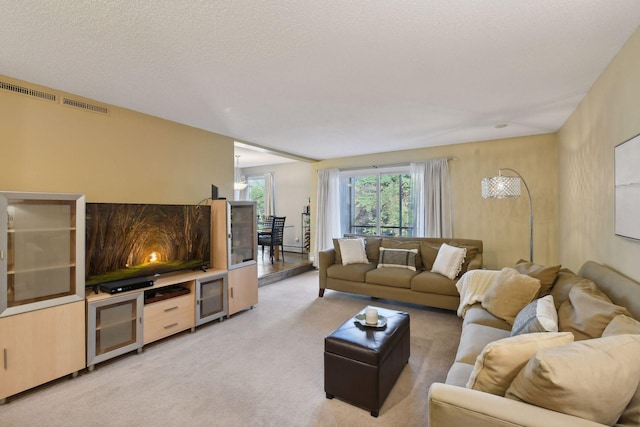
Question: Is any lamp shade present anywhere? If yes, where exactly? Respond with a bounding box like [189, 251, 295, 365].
[481, 176, 521, 199]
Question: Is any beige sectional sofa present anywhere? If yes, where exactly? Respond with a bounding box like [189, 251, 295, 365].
[429, 260, 640, 427]
[318, 236, 483, 311]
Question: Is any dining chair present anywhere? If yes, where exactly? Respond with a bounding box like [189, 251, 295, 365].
[258, 216, 286, 264]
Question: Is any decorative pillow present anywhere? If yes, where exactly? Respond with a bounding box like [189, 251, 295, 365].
[381, 239, 422, 270]
[505, 334, 640, 426]
[337, 238, 368, 265]
[557, 283, 631, 340]
[431, 243, 466, 280]
[377, 247, 418, 271]
[510, 295, 558, 336]
[602, 314, 640, 337]
[466, 332, 573, 396]
[513, 259, 561, 297]
[481, 267, 541, 325]
[449, 243, 479, 277]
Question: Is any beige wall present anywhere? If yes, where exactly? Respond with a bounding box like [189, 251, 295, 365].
[558, 27, 640, 280]
[0, 75, 234, 204]
[310, 133, 558, 270]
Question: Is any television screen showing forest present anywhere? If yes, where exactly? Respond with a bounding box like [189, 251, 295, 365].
[85, 203, 211, 286]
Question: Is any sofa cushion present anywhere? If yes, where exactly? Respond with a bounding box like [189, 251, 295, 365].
[326, 263, 376, 282]
[481, 267, 541, 325]
[381, 239, 423, 270]
[337, 238, 368, 265]
[454, 323, 510, 365]
[410, 271, 458, 296]
[506, 334, 640, 426]
[549, 268, 592, 309]
[558, 282, 631, 340]
[431, 243, 466, 280]
[419, 241, 441, 270]
[365, 267, 417, 289]
[602, 315, 640, 427]
[450, 243, 479, 277]
[377, 247, 418, 271]
[363, 237, 383, 263]
[462, 304, 512, 331]
[510, 295, 558, 336]
[466, 332, 574, 396]
[513, 259, 561, 297]
[445, 362, 475, 387]
[603, 314, 640, 337]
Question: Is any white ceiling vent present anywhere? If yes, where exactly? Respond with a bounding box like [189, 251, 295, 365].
[0, 80, 57, 102]
[62, 97, 109, 115]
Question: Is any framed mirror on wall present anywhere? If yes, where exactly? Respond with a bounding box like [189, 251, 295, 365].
[615, 133, 640, 240]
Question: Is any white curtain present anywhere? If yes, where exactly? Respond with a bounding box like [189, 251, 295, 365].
[410, 162, 426, 236]
[313, 168, 341, 267]
[425, 158, 453, 237]
[264, 172, 275, 217]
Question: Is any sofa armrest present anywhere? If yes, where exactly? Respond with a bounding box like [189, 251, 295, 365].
[318, 249, 336, 295]
[428, 383, 605, 427]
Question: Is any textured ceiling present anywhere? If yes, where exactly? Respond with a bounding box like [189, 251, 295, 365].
[1, 1, 640, 161]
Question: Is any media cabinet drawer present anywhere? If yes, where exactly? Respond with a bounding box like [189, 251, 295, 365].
[144, 293, 195, 344]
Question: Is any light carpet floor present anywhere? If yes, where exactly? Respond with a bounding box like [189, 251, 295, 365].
[1, 270, 462, 427]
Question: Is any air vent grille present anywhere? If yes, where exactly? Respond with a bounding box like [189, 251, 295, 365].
[62, 98, 109, 115]
[0, 81, 57, 102]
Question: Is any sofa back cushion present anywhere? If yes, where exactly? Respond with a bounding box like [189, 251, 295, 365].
[557, 282, 631, 340]
[513, 260, 561, 297]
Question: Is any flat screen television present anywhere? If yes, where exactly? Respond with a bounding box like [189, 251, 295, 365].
[85, 203, 211, 287]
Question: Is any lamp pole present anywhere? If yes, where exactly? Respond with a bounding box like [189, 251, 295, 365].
[499, 168, 533, 262]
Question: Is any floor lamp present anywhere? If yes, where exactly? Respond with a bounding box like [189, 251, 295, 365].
[481, 168, 533, 262]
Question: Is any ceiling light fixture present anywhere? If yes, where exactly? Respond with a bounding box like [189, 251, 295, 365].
[234, 155, 248, 191]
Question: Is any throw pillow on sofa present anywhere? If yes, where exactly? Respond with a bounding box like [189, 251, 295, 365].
[603, 314, 640, 336]
[431, 243, 466, 280]
[466, 331, 573, 396]
[377, 247, 418, 271]
[505, 334, 640, 426]
[380, 239, 423, 270]
[481, 267, 541, 325]
[557, 282, 631, 340]
[510, 295, 558, 336]
[336, 238, 369, 265]
[512, 259, 561, 297]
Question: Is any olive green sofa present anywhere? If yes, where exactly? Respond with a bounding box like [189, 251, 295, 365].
[318, 236, 483, 311]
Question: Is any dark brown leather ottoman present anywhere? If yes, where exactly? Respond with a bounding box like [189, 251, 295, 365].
[324, 306, 410, 417]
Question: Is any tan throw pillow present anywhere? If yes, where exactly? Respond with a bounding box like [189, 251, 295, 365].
[431, 243, 466, 280]
[481, 267, 541, 325]
[505, 334, 640, 426]
[466, 332, 573, 396]
[377, 247, 418, 271]
[513, 259, 561, 297]
[510, 295, 558, 336]
[602, 314, 640, 337]
[557, 283, 631, 340]
[337, 238, 368, 265]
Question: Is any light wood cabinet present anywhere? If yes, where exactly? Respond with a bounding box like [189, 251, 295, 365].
[144, 284, 195, 344]
[0, 301, 85, 403]
[208, 200, 258, 315]
[228, 263, 258, 316]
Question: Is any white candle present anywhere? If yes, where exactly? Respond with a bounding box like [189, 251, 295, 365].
[365, 308, 378, 325]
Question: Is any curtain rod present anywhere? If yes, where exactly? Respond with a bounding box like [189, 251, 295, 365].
[337, 157, 456, 172]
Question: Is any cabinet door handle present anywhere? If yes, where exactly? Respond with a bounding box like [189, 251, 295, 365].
[0, 250, 3, 260]
[3, 348, 7, 370]
[230, 287, 234, 299]
[164, 322, 178, 330]
[164, 306, 178, 312]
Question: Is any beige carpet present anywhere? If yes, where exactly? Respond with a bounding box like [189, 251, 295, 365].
[1, 270, 462, 427]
